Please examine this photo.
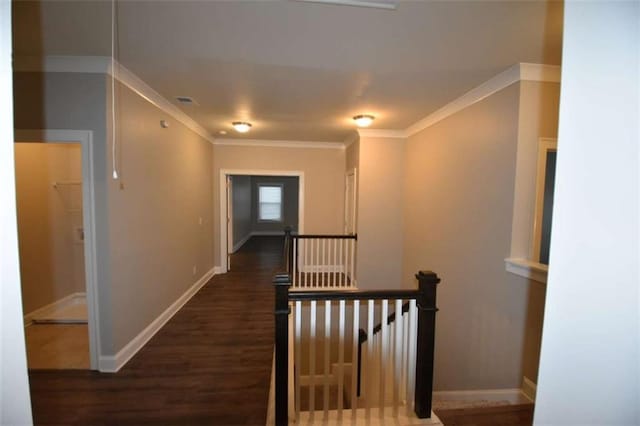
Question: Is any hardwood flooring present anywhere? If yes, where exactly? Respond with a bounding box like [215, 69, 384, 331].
[25, 324, 90, 370]
[28, 236, 283, 425]
[434, 403, 534, 426]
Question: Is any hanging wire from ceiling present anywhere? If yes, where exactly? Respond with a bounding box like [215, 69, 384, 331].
[111, 0, 118, 180]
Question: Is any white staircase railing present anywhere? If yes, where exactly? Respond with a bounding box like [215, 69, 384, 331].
[273, 271, 442, 425]
[284, 229, 357, 290]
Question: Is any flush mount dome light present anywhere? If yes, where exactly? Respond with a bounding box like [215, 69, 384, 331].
[353, 114, 375, 128]
[232, 121, 252, 133]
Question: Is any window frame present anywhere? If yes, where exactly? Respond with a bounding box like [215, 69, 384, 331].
[531, 138, 558, 264]
[257, 183, 284, 223]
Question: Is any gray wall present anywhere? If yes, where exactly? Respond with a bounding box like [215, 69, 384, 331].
[250, 175, 299, 234]
[13, 71, 214, 357]
[356, 135, 405, 290]
[231, 175, 252, 250]
[402, 81, 558, 391]
[13, 71, 114, 350]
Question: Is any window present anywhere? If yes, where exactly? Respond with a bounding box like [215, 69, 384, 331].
[532, 141, 558, 265]
[258, 184, 283, 222]
[505, 138, 558, 283]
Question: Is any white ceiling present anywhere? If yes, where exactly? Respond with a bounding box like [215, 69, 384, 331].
[12, 1, 563, 142]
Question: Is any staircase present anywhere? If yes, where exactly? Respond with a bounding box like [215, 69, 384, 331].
[269, 238, 444, 426]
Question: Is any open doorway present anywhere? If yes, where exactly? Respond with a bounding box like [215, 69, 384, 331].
[220, 170, 304, 273]
[14, 130, 99, 370]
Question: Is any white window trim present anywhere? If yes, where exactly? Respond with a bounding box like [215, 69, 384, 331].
[506, 137, 557, 284]
[531, 138, 557, 263]
[258, 183, 284, 223]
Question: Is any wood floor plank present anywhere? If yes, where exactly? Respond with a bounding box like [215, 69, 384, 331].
[29, 236, 283, 426]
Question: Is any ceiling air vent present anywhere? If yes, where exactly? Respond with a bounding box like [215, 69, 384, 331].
[175, 96, 198, 106]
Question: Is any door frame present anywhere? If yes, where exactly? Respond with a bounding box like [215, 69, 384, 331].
[345, 168, 357, 234]
[219, 169, 305, 273]
[15, 129, 100, 370]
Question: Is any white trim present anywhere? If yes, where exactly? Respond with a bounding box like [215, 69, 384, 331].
[112, 62, 215, 144]
[98, 267, 215, 372]
[251, 231, 287, 236]
[296, 0, 397, 11]
[213, 138, 343, 149]
[504, 257, 548, 284]
[343, 131, 359, 148]
[522, 376, 537, 402]
[213, 266, 223, 275]
[232, 232, 253, 253]
[14, 129, 101, 370]
[433, 388, 531, 405]
[357, 128, 408, 138]
[23, 292, 86, 326]
[13, 56, 216, 144]
[405, 63, 561, 137]
[219, 169, 305, 273]
[520, 63, 562, 83]
[531, 138, 558, 262]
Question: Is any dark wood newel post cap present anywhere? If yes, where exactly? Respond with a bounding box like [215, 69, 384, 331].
[415, 270, 441, 284]
[273, 274, 292, 286]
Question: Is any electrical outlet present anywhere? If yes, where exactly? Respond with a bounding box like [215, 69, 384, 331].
[192, 265, 197, 276]
[198, 217, 203, 225]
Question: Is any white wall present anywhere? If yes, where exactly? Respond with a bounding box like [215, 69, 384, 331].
[534, 2, 639, 424]
[0, 1, 33, 423]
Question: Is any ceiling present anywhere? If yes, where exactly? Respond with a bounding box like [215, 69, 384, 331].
[12, 0, 563, 142]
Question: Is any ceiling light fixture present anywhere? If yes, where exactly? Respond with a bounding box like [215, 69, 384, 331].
[353, 114, 375, 128]
[232, 122, 252, 133]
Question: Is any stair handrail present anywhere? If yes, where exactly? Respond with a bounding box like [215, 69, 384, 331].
[272, 270, 441, 425]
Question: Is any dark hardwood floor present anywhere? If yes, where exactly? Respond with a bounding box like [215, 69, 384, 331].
[435, 403, 535, 426]
[28, 236, 284, 426]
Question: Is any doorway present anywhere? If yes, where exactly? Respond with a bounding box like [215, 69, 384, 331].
[14, 130, 99, 370]
[219, 170, 304, 273]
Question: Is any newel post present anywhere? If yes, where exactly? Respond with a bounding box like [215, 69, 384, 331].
[274, 273, 291, 426]
[414, 270, 441, 418]
[283, 226, 293, 275]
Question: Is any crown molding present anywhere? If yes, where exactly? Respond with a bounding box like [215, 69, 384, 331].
[213, 138, 344, 149]
[343, 131, 360, 148]
[406, 63, 561, 137]
[357, 128, 408, 139]
[12, 55, 216, 144]
[519, 63, 561, 83]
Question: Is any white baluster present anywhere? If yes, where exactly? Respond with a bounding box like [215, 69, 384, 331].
[351, 300, 360, 420]
[295, 301, 302, 420]
[394, 299, 403, 416]
[350, 239, 355, 287]
[339, 239, 344, 287]
[303, 240, 308, 288]
[380, 299, 388, 418]
[366, 300, 374, 420]
[310, 300, 316, 416]
[323, 300, 331, 419]
[338, 300, 345, 419]
[333, 239, 337, 287]
[293, 239, 297, 288]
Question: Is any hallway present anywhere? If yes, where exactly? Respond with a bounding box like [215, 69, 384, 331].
[28, 236, 283, 425]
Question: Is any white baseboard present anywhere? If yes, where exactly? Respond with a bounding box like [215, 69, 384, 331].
[433, 388, 531, 404]
[232, 232, 253, 253]
[24, 292, 86, 327]
[522, 376, 537, 402]
[213, 266, 223, 275]
[98, 267, 216, 372]
[251, 231, 285, 236]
